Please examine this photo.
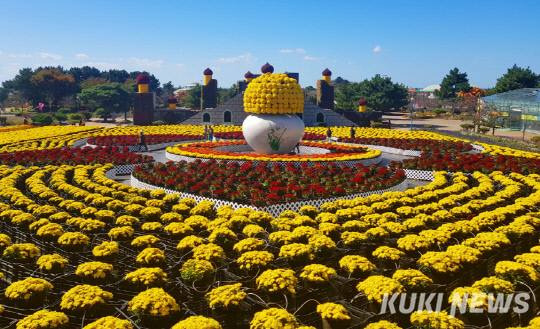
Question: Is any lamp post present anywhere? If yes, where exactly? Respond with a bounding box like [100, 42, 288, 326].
[409, 96, 415, 130]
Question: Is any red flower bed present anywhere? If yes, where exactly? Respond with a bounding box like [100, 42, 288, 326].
[339, 138, 473, 152]
[87, 134, 201, 146]
[214, 131, 325, 140]
[0, 147, 153, 166]
[133, 160, 405, 206]
[394, 150, 540, 174]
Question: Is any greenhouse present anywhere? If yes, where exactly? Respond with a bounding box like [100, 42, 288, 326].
[482, 88, 540, 132]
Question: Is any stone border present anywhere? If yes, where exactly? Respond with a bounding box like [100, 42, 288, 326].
[164, 150, 383, 167]
[130, 174, 411, 217]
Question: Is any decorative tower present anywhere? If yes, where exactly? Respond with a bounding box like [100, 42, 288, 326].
[316, 68, 334, 109]
[358, 97, 367, 112]
[239, 71, 257, 92]
[202, 68, 217, 109]
[133, 73, 154, 125]
[167, 96, 177, 110]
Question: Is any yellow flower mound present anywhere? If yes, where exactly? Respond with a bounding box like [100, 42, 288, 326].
[365, 320, 403, 329]
[356, 275, 404, 304]
[5, 277, 53, 301]
[124, 267, 168, 286]
[256, 268, 297, 294]
[250, 308, 298, 329]
[75, 261, 113, 279]
[60, 284, 113, 311]
[300, 264, 337, 283]
[243, 73, 304, 114]
[172, 316, 222, 329]
[82, 316, 133, 329]
[206, 283, 247, 309]
[236, 250, 275, 270]
[128, 287, 180, 317]
[410, 310, 464, 329]
[316, 302, 351, 321]
[36, 254, 68, 272]
[16, 310, 69, 329]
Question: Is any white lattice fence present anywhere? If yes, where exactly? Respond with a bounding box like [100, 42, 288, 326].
[404, 169, 435, 181]
[130, 175, 411, 217]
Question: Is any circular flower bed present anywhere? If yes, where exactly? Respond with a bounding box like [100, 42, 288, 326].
[214, 131, 325, 141]
[166, 141, 381, 162]
[339, 137, 473, 152]
[133, 160, 405, 205]
[0, 146, 152, 166]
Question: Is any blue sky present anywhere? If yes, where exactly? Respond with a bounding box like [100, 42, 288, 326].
[0, 0, 539, 88]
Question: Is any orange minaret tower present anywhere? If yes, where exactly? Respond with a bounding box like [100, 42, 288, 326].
[358, 97, 367, 112]
[136, 73, 150, 93]
[317, 68, 334, 109]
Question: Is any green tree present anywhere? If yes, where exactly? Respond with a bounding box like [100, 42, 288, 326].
[68, 66, 101, 83]
[495, 65, 538, 93]
[183, 84, 202, 109]
[0, 87, 8, 111]
[335, 75, 408, 112]
[2, 68, 43, 105]
[30, 68, 78, 110]
[436, 68, 471, 99]
[77, 83, 130, 122]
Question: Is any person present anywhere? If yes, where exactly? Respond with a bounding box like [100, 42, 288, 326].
[350, 126, 355, 139]
[295, 142, 301, 154]
[204, 125, 209, 141]
[139, 130, 148, 152]
[326, 127, 332, 142]
[208, 126, 214, 141]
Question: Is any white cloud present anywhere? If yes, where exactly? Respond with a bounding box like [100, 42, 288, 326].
[39, 52, 62, 60]
[6, 53, 32, 59]
[216, 53, 254, 64]
[175, 63, 185, 69]
[280, 48, 306, 54]
[75, 53, 89, 60]
[373, 45, 382, 53]
[303, 55, 319, 61]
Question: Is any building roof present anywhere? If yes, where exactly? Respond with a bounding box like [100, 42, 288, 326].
[422, 84, 440, 92]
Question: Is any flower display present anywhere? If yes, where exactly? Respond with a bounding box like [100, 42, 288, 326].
[136, 247, 166, 266]
[134, 160, 403, 206]
[410, 311, 464, 329]
[124, 267, 168, 287]
[316, 302, 351, 321]
[60, 285, 113, 312]
[92, 241, 119, 258]
[171, 316, 222, 329]
[166, 141, 382, 163]
[243, 73, 304, 114]
[82, 316, 133, 329]
[16, 310, 69, 329]
[127, 288, 180, 317]
[36, 254, 68, 272]
[75, 261, 113, 279]
[0, 124, 539, 328]
[256, 268, 298, 294]
[5, 277, 53, 301]
[88, 134, 200, 146]
[250, 308, 298, 329]
[299, 264, 337, 283]
[180, 259, 215, 283]
[356, 275, 404, 303]
[206, 283, 247, 309]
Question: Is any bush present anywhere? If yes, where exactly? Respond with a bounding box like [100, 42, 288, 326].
[57, 108, 73, 115]
[531, 136, 540, 146]
[31, 113, 54, 126]
[94, 108, 111, 122]
[460, 123, 475, 132]
[153, 120, 166, 125]
[478, 126, 490, 134]
[432, 108, 447, 115]
[53, 112, 68, 122]
[0, 117, 6, 126]
[80, 111, 93, 120]
[67, 113, 83, 123]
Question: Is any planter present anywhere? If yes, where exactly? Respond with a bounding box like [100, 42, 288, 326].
[242, 114, 304, 154]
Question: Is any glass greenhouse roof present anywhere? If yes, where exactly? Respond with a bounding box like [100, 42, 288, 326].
[483, 88, 540, 115]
